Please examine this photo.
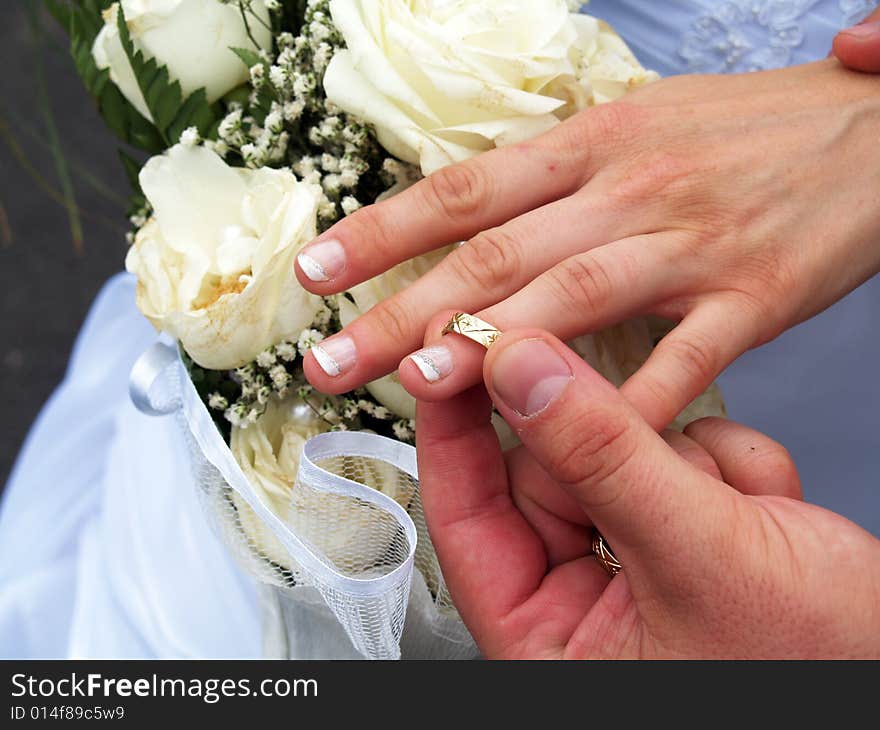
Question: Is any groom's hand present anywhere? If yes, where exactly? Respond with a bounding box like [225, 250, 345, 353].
[416, 328, 880, 659]
[834, 8, 880, 72]
[298, 59, 880, 432]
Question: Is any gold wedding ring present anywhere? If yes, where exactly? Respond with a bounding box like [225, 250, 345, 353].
[441, 312, 502, 350]
[592, 530, 623, 577]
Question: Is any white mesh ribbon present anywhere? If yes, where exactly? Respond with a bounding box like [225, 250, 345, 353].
[130, 340, 478, 660]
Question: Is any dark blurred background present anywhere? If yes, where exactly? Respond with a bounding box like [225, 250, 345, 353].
[1, 3, 130, 488]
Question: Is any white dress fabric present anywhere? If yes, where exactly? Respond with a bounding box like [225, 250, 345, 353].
[2, 0, 879, 658]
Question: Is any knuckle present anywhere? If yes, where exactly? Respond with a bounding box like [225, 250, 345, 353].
[342, 204, 399, 262]
[611, 151, 696, 207]
[754, 445, 802, 500]
[547, 254, 615, 317]
[426, 162, 490, 221]
[548, 102, 641, 177]
[447, 228, 522, 295]
[368, 295, 416, 348]
[582, 101, 642, 147]
[547, 406, 637, 501]
[661, 328, 721, 385]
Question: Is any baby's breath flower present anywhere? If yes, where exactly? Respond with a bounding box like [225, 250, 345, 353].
[218, 108, 246, 147]
[240, 142, 260, 167]
[275, 342, 298, 362]
[318, 198, 337, 221]
[249, 63, 265, 88]
[234, 364, 256, 384]
[208, 392, 229, 411]
[179, 126, 200, 146]
[269, 65, 288, 91]
[339, 170, 359, 190]
[256, 349, 277, 368]
[392, 419, 415, 442]
[269, 365, 292, 390]
[297, 328, 325, 356]
[322, 174, 342, 195]
[312, 304, 332, 329]
[204, 139, 229, 158]
[321, 153, 340, 172]
[342, 399, 359, 420]
[283, 100, 305, 122]
[264, 109, 284, 133]
[277, 31, 295, 50]
[225, 403, 248, 428]
[341, 196, 361, 215]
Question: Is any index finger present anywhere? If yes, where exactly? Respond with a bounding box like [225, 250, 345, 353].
[293, 111, 610, 295]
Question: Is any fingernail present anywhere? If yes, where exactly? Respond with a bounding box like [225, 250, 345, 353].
[408, 345, 454, 383]
[840, 21, 880, 38]
[311, 335, 357, 377]
[491, 338, 572, 417]
[297, 239, 346, 282]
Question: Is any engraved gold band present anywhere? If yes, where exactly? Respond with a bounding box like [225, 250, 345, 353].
[592, 530, 622, 577]
[441, 312, 502, 350]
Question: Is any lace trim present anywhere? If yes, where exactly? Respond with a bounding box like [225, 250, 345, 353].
[679, 0, 879, 73]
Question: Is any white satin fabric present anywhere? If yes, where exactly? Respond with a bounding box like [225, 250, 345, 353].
[2, 0, 879, 658]
[0, 275, 260, 658]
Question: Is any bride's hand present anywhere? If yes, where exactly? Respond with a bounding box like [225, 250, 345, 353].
[416, 329, 880, 659]
[834, 8, 880, 72]
[297, 59, 880, 429]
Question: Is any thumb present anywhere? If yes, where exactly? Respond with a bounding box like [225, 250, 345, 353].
[833, 9, 880, 72]
[483, 330, 734, 578]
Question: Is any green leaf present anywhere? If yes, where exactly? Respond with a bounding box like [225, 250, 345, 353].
[117, 149, 145, 196]
[50, 1, 219, 153]
[230, 46, 264, 70]
[49, 0, 165, 154]
[45, 0, 72, 30]
[168, 88, 216, 142]
[116, 3, 218, 145]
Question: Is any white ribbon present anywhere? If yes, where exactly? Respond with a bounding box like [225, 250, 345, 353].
[129, 339, 180, 415]
[128, 340, 421, 658]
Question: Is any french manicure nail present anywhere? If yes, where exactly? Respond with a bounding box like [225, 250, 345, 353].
[840, 21, 880, 38]
[297, 239, 346, 282]
[408, 345, 454, 383]
[491, 338, 572, 417]
[311, 335, 357, 377]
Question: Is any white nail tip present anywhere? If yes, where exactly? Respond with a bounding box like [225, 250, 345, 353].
[311, 345, 341, 377]
[298, 253, 329, 282]
[409, 352, 443, 383]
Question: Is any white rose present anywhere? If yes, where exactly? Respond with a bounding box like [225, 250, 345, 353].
[93, 0, 272, 123]
[125, 143, 324, 369]
[324, 0, 656, 175]
[572, 16, 660, 105]
[231, 396, 409, 570]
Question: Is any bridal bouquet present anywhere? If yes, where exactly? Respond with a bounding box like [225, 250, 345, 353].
[53, 0, 720, 658]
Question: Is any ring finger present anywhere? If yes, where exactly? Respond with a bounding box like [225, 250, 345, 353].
[303, 192, 649, 393]
[399, 232, 695, 403]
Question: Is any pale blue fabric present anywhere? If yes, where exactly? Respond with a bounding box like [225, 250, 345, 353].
[0, 274, 261, 658]
[1, 0, 878, 658]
